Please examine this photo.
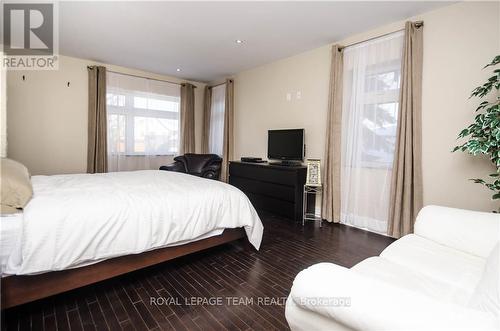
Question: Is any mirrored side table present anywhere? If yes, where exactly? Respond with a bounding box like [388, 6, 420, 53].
[303, 185, 323, 227]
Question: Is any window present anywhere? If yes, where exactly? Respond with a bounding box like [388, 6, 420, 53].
[106, 72, 181, 157]
[361, 102, 398, 166]
[360, 60, 400, 168]
[343, 57, 402, 169]
[361, 60, 401, 168]
[340, 31, 404, 235]
[208, 84, 226, 156]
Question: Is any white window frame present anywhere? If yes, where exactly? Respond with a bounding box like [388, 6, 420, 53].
[107, 90, 180, 156]
[360, 60, 401, 169]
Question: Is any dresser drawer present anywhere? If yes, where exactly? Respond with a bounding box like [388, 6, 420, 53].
[230, 176, 295, 202]
[244, 192, 295, 219]
[229, 163, 297, 186]
[228, 161, 306, 222]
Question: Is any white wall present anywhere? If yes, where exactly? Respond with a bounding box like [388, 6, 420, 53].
[6, 55, 206, 175]
[234, 2, 500, 211]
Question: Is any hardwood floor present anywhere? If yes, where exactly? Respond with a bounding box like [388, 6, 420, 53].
[2, 213, 394, 331]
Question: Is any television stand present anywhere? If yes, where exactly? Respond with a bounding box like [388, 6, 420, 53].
[268, 160, 303, 167]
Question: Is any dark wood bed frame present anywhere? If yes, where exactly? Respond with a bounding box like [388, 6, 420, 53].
[1, 228, 246, 309]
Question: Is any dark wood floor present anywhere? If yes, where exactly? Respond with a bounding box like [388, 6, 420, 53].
[2, 213, 394, 331]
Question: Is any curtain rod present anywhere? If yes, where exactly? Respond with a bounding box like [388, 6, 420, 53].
[338, 21, 423, 51]
[208, 79, 233, 89]
[87, 66, 196, 88]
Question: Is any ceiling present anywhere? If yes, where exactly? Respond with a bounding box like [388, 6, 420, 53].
[59, 1, 451, 82]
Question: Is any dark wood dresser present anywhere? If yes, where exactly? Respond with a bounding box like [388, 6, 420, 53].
[229, 161, 306, 221]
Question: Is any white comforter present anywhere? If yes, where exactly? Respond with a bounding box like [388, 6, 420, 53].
[5, 170, 263, 275]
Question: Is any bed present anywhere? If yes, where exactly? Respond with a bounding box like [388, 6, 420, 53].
[0, 214, 23, 273]
[1, 169, 264, 308]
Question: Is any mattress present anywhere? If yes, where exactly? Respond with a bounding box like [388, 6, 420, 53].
[0, 213, 23, 274]
[0, 214, 223, 277]
[5, 170, 263, 275]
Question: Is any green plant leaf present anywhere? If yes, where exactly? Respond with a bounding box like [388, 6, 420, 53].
[484, 55, 500, 68]
[456, 55, 499, 203]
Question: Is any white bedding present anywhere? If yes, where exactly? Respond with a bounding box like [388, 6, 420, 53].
[0, 213, 23, 273]
[4, 170, 263, 275]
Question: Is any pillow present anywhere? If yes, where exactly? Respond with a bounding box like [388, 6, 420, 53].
[0, 158, 33, 212]
[469, 243, 500, 316]
[0, 204, 22, 215]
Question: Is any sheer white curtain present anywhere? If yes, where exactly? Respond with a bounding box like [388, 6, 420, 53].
[107, 72, 181, 172]
[340, 31, 404, 234]
[208, 84, 226, 156]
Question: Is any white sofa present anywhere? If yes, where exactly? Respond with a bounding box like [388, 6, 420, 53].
[286, 205, 500, 331]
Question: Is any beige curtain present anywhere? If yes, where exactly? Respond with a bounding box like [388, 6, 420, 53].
[201, 86, 212, 154]
[387, 21, 424, 238]
[221, 79, 234, 182]
[322, 45, 344, 223]
[87, 66, 107, 173]
[179, 83, 196, 154]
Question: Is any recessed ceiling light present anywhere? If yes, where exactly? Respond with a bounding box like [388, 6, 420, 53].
[176, 68, 181, 72]
[235, 39, 243, 44]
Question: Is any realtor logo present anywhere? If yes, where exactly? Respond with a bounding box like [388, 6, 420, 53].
[2, 2, 58, 70]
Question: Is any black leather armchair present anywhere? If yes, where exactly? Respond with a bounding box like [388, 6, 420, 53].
[160, 153, 222, 180]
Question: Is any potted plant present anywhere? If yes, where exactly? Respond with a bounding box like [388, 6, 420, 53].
[453, 55, 500, 211]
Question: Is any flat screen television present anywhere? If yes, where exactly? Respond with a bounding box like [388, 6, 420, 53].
[268, 129, 305, 162]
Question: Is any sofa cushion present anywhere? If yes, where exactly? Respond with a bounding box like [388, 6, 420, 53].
[175, 154, 221, 174]
[380, 234, 485, 296]
[415, 205, 500, 259]
[353, 257, 473, 306]
[286, 297, 354, 331]
[290, 262, 500, 331]
[469, 243, 500, 316]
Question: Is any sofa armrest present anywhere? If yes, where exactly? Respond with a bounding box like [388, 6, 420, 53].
[201, 164, 221, 180]
[415, 205, 499, 258]
[290, 263, 499, 331]
[159, 161, 185, 173]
